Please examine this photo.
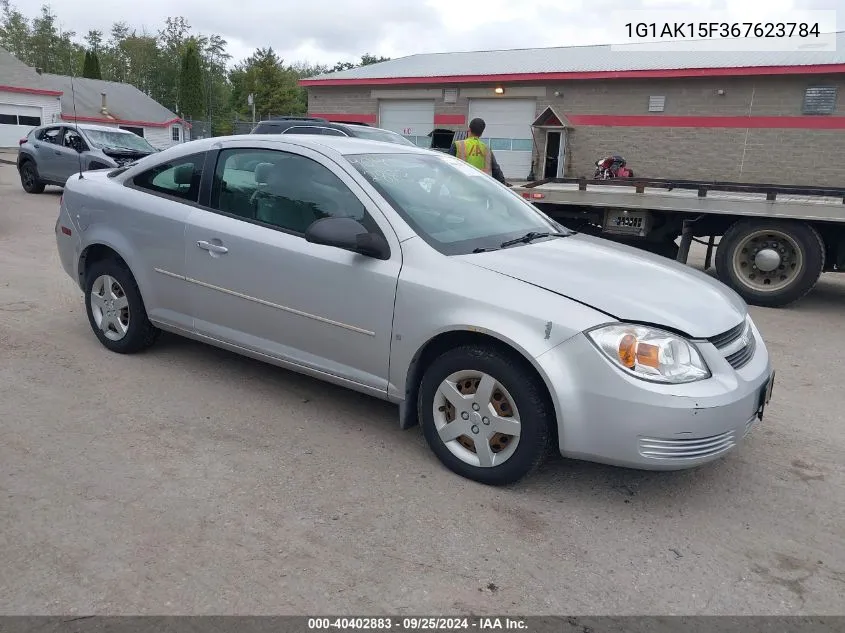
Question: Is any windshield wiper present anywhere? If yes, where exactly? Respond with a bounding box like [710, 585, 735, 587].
[500, 231, 571, 248]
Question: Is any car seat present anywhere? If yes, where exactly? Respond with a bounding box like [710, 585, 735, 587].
[253, 161, 323, 233]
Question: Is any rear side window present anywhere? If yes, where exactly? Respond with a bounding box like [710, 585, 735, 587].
[283, 126, 323, 135]
[252, 123, 281, 134]
[131, 153, 205, 203]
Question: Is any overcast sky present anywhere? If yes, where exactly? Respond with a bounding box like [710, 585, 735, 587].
[15, 0, 845, 66]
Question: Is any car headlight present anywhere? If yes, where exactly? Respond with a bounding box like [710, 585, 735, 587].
[586, 323, 710, 384]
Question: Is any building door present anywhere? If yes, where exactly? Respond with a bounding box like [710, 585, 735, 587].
[544, 130, 566, 178]
[467, 98, 536, 180]
[0, 103, 43, 147]
[378, 100, 434, 147]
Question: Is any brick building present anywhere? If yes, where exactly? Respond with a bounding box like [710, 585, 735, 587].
[300, 34, 845, 186]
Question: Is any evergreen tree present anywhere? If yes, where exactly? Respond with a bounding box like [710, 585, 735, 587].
[87, 50, 102, 78]
[81, 49, 102, 78]
[178, 38, 205, 119]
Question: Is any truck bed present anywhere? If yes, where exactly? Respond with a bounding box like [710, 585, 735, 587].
[514, 179, 845, 223]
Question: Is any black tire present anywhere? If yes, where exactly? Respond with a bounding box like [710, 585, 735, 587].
[417, 344, 553, 486]
[643, 239, 678, 260]
[19, 161, 45, 194]
[84, 258, 160, 354]
[715, 219, 824, 308]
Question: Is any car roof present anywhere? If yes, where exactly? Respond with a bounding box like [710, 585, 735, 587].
[250, 134, 429, 156]
[77, 123, 136, 134]
[43, 122, 134, 134]
[156, 134, 430, 158]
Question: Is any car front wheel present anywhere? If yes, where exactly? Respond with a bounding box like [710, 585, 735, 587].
[84, 259, 160, 353]
[418, 344, 553, 485]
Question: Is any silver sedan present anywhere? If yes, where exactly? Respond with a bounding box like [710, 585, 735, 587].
[55, 135, 775, 485]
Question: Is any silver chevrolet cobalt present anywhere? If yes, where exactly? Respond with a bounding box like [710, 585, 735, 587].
[55, 135, 774, 485]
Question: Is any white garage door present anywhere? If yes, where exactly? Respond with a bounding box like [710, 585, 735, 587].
[468, 99, 536, 179]
[378, 100, 434, 147]
[0, 103, 43, 147]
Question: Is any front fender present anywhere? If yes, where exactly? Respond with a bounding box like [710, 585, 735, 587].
[388, 242, 608, 427]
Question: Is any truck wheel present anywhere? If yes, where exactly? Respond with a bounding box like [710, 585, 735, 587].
[715, 220, 824, 308]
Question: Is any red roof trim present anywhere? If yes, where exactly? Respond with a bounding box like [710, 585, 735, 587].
[300, 63, 845, 86]
[308, 112, 378, 124]
[61, 114, 190, 129]
[0, 84, 63, 96]
[567, 114, 845, 129]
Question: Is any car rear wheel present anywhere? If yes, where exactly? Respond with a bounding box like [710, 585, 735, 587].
[418, 344, 553, 485]
[84, 259, 160, 353]
[20, 161, 45, 194]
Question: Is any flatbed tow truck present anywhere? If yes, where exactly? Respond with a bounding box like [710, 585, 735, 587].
[512, 177, 845, 308]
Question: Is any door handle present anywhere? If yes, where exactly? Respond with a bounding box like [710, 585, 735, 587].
[54, 151, 62, 155]
[197, 240, 228, 254]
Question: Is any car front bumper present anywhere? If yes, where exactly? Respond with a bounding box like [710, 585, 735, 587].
[535, 321, 773, 470]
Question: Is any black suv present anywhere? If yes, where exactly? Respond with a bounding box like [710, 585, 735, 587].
[250, 117, 416, 146]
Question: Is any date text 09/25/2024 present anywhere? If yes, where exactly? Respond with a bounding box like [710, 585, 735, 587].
[624, 22, 822, 39]
[307, 618, 528, 631]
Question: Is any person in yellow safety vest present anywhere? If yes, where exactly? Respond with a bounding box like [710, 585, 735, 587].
[449, 117, 510, 186]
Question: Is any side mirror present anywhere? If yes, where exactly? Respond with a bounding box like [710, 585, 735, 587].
[305, 216, 390, 260]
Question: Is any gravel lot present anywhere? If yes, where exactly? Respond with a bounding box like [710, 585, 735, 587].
[1, 161, 843, 616]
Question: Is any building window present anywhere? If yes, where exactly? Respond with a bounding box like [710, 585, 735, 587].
[648, 96, 666, 112]
[171, 126, 181, 142]
[490, 138, 512, 151]
[120, 125, 145, 137]
[444, 88, 458, 104]
[802, 86, 838, 115]
[0, 113, 42, 126]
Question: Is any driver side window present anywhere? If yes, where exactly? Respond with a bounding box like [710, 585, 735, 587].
[63, 128, 87, 152]
[209, 148, 375, 236]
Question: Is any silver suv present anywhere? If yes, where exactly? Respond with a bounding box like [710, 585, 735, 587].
[17, 123, 159, 193]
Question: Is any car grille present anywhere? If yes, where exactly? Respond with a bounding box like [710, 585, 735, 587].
[639, 430, 736, 460]
[707, 319, 755, 370]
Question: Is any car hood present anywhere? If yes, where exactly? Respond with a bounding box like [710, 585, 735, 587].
[458, 233, 747, 338]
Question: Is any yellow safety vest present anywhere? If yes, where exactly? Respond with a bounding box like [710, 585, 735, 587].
[455, 137, 492, 174]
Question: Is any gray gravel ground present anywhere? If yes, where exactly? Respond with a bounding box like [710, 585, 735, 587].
[1, 163, 843, 615]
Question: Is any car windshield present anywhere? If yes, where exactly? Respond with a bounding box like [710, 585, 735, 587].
[347, 152, 568, 255]
[84, 129, 156, 153]
[349, 127, 416, 146]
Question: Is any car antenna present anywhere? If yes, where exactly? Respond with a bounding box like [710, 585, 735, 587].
[70, 74, 83, 180]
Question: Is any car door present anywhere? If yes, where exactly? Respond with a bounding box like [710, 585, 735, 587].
[183, 144, 402, 392]
[53, 127, 86, 182]
[120, 151, 209, 332]
[32, 126, 65, 181]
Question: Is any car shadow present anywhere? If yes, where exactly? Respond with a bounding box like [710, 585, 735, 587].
[150, 331, 399, 432]
[147, 332, 741, 500]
